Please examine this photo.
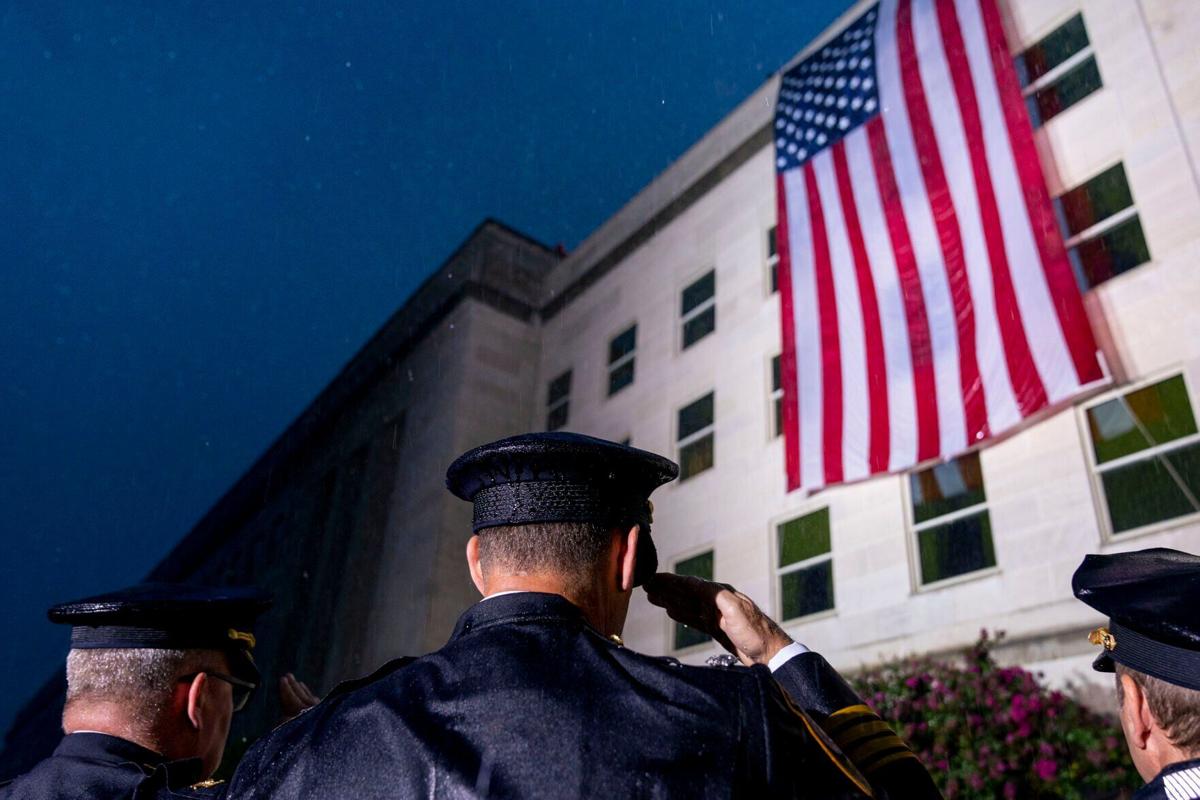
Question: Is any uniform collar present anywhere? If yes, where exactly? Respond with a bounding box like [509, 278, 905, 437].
[55, 732, 167, 765]
[53, 732, 206, 787]
[1136, 757, 1200, 800]
[450, 591, 585, 640]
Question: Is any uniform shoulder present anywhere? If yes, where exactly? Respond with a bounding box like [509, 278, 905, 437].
[322, 655, 418, 702]
[610, 642, 766, 694]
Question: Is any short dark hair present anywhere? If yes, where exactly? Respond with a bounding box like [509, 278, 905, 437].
[477, 521, 614, 584]
[1116, 663, 1200, 755]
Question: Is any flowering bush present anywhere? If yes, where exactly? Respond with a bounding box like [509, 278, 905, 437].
[849, 630, 1141, 799]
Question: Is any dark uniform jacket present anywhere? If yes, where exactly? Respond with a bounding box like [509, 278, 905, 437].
[226, 592, 872, 798]
[1134, 757, 1200, 800]
[773, 652, 941, 799]
[0, 732, 208, 800]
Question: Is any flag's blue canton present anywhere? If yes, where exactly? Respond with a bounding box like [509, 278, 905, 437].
[774, 5, 881, 174]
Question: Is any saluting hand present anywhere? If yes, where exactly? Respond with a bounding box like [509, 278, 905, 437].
[278, 672, 320, 722]
[645, 573, 794, 668]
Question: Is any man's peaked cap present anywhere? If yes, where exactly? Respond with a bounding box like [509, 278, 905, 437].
[1072, 547, 1200, 691]
[446, 432, 678, 586]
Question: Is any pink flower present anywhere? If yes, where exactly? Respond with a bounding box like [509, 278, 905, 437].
[1034, 758, 1058, 781]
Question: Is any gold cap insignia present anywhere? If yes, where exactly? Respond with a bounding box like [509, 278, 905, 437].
[228, 628, 256, 649]
[1088, 627, 1116, 651]
[608, 634, 624, 646]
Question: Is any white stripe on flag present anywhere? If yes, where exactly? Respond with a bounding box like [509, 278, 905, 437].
[910, 0, 1021, 434]
[843, 128, 918, 471]
[956, 0, 1080, 403]
[783, 167, 826, 488]
[876, 0, 967, 457]
[813, 151, 871, 481]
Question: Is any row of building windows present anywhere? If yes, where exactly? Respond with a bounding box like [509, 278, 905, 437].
[1015, 13, 1151, 290]
[671, 372, 1200, 651]
[544, 269, 717, 431]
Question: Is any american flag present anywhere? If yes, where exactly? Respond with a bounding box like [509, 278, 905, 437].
[774, 0, 1102, 491]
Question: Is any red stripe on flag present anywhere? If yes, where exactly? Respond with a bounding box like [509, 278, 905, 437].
[804, 164, 844, 485]
[775, 173, 803, 491]
[831, 141, 890, 474]
[867, 116, 940, 462]
[977, 0, 1101, 384]
[936, 0, 1048, 417]
[897, 0, 989, 445]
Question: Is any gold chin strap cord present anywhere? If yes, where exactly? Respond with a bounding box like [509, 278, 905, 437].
[228, 628, 257, 649]
[1088, 627, 1116, 651]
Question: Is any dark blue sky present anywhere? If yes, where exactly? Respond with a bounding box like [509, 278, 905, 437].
[0, 0, 850, 733]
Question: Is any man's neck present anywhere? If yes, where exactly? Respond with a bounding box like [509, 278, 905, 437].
[63, 704, 163, 757]
[481, 574, 624, 636]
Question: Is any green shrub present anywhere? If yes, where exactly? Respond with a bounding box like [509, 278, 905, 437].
[849, 630, 1141, 799]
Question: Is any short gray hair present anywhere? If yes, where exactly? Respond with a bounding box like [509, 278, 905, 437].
[65, 648, 224, 727]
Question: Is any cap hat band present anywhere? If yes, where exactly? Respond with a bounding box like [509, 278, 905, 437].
[472, 481, 649, 532]
[70, 625, 255, 653]
[1098, 620, 1200, 692]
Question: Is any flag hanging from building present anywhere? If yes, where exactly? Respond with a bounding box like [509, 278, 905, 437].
[774, 0, 1102, 491]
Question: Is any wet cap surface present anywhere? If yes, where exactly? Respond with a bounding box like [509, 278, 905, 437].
[50, 582, 272, 683]
[1072, 548, 1200, 690]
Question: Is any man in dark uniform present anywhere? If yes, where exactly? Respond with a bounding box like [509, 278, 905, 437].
[646, 574, 941, 798]
[1073, 548, 1200, 800]
[225, 432, 882, 798]
[0, 584, 270, 799]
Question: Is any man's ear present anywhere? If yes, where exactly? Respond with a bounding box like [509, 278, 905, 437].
[466, 535, 486, 596]
[617, 524, 639, 593]
[186, 672, 210, 731]
[1119, 673, 1152, 751]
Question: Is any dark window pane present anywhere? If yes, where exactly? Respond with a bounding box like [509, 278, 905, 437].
[774, 398, 783, 438]
[547, 370, 572, 405]
[675, 550, 713, 580]
[675, 621, 710, 649]
[546, 402, 568, 432]
[1102, 443, 1200, 533]
[678, 393, 715, 440]
[1070, 215, 1150, 290]
[1087, 376, 1197, 464]
[768, 226, 778, 259]
[1055, 164, 1133, 238]
[681, 271, 716, 315]
[778, 508, 831, 567]
[682, 306, 716, 348]
[1027, 56, 1102, 126]
[608, 360, 635, 396]
[1018, 14, 1089, 85]
[918, 512, 997, 584]
[772, 355, 782, 392]
[679, 434, 714, 480]
[770, 263, 779, 295]
[609, 325, 637, 363]
[910, 453, 987, 524]
[781, 560, 834, 620]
